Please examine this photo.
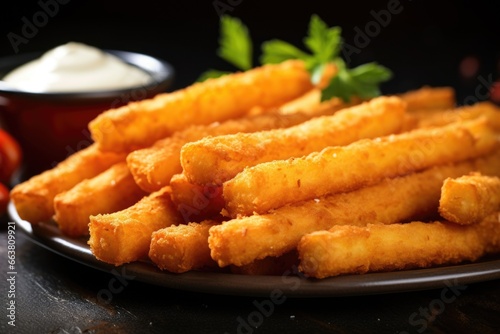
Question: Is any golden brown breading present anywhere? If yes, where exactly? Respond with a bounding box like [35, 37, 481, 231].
[398, 86, 456, 111]
[209, 152, 500, 267]
[169, 173, 223, 223]
[415, 101, 500, 131]
[223, 118, 499, 217]
[298, 214, 500, 279]
[88, 187, 183, 265]
[89, 60, 313, 152]
[53, 162, 147, 237]
[10, 144, 125, 223]
[182, 96, 407, 186]
[127, 108, 339, 193]
[149, 220, 220, 273]
[439, 173, 500, 225]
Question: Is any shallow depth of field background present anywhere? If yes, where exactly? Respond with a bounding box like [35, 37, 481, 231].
[1, 0, 499, 103]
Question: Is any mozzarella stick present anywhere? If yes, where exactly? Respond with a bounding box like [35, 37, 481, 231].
[53, 162, 147, 237]
[398, 86, 456, 111]
[182, 96, 407, 185]
[89, 60, 313, 152]
[10, 144, 125, 223]
[169, 173, 224, 223]
[439, 173, 500, 225]
[88, 187, 183, 265]
[149, 220, 220, 273]
[223, 118, 499, 217]
[278, 88, 322, 114]
[150, 219, 299, 275]
[209, 153, 500, 267]
[127, 108, 340, 193]
[298, 215, 500, 279]
[415, 101, 500, 131]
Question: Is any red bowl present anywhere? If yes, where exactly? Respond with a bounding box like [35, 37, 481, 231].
[0, 50, 175, 179]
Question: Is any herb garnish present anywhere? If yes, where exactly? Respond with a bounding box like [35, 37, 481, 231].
[199, 14, 392, 102]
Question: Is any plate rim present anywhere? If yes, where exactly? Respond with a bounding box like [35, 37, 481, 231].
[8, 201, 500, 298]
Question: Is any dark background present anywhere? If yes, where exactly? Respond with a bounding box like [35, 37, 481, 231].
[1, 0, 500, 103]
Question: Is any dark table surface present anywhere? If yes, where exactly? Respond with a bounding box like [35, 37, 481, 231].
[2, 1, 500, 333]
[1, 214, 500, 334]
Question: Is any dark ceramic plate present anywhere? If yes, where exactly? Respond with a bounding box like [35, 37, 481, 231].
[9, 202, 500, 298]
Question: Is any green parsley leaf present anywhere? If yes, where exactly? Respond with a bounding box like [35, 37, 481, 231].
[198, 14, 393, 102]
[260, 14, 392, 102]
[260, 39, 311, 65]
[321, 59, 393, 102]
[217, 15, 253, 71]
[303, 14, 342, 64]
[260, 14, 342, 73]
[350, 62, 393, 84]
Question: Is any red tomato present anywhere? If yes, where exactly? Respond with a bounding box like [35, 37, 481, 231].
[490, 81, 500, 104]
[0, 182, 9, 215]
[0, 129, 22, 184]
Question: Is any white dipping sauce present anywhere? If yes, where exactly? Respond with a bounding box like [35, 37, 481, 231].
[3, 42, 152, 92]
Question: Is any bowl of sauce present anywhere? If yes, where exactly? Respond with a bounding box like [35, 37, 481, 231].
[0, 42, 174, 178]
